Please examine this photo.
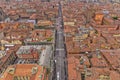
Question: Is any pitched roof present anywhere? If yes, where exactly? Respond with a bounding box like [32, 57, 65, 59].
[0, 64, 46, 80]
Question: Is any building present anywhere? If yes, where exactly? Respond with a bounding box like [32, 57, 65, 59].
[0, 64, 47, 80]
[24, 29, 54, 45]
[16, 45, 53, 68]
[101, 49, 120, 70]
[0, 7, 7, 21]
[16, 45, 40, 60]
[0, 49, 17, 76]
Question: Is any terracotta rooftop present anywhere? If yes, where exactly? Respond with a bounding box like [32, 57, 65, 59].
[68, 56, 81, 80]
[0, 64, 46, 80]
[101, 49, 120, 70]
[84, 68, 120, 80]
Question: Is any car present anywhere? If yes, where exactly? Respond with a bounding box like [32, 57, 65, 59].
[57, 72, 59, 80]
[55, 60, 57, 63]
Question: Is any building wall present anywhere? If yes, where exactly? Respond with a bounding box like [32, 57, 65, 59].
[0, 8, 6, 21]
[0, 52, 17, 75]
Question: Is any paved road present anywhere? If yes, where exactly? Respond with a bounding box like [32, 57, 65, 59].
[39, 45, 52, 68]
[53, 2, 67, 80]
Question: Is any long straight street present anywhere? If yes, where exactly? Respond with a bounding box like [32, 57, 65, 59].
[53, 2, 67, 80]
